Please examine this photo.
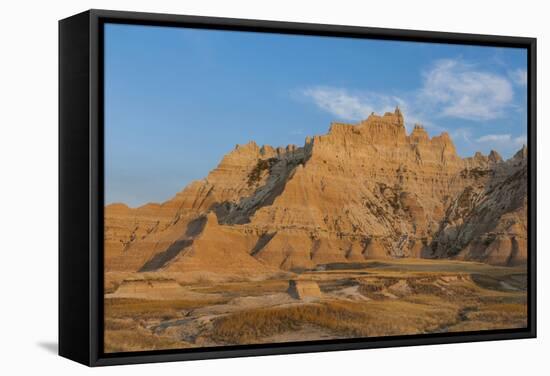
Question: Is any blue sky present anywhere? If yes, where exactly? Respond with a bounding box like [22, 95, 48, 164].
[104, 23, 528, 207]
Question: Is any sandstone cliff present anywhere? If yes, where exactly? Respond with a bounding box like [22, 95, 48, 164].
[105, 108, 528, 273]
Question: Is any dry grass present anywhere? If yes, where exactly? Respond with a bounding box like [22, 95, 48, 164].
[209, 299, 458, 344]
[104, 328, 189, 353]
[194, 280, 289, 296]
[447, 302, 527, 332]
[466, 303, 527, 323]
[209, 268, 528, 345]
[105, 297, 227, 320]
[103, 298, 219, 353]
[103, 260, 528, 351]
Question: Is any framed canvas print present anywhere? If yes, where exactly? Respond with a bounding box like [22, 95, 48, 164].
[59, 9, 536, 366]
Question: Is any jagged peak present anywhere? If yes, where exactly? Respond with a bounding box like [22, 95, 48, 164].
[440, 131, 451, 140]
[513, 144, 527, 160]
[382, 106, 402, 118]
[429, 132, 458, 159]
[409, 123, 429, 143]
[225, 110, 486, 168]
[393, 105, 404, 126]
[360, 107, 405, 129]
[468, 150, 504, 164]
[431, 131, 453, 145]
[473, 151, 485, 160]
[488, 150, 503, 163]
[217, 141, 263, 165]
[260, 144, 275, 155]
[235, 140, 259, 151]
[328, 121, 354, 133]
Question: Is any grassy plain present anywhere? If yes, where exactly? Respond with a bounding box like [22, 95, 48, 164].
[104, 259, 527, 352]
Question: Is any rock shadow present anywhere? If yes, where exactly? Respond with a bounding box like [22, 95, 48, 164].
[214, 149, 311, 225]
[139, 216, 207, 271]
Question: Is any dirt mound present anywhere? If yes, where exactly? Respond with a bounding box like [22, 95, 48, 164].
[287, 280, 322, 300]
[106, 278, 209, 300]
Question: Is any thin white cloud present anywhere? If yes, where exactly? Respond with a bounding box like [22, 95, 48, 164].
[300, 86, 435, 134]
[420, 59, 514, 121]
[476, 134, 512, 143]
[301, 87, 401, 121]
[509, 68, 527, 87]
[515, 135, 527, 145]
[301, 58, 519, 127]
[472, 133, 526, 157]
[451, 127, 473, 143]
[299, 56, 528, 155]
[476, 133, 526, 146]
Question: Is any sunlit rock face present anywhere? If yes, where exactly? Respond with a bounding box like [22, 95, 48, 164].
[105, 108, 528, 273]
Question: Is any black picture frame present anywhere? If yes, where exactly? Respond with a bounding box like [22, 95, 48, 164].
[59, 9, 537, 367]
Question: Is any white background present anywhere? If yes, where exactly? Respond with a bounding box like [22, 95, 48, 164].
[0, 0, 547, 374]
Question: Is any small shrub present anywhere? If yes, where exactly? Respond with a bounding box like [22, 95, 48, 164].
[247, 158, 278, 186]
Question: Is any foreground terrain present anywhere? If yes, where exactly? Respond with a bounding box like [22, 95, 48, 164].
[104, 259, 527, 352]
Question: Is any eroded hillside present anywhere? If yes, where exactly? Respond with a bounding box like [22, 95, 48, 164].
[104, 108, 528, 276]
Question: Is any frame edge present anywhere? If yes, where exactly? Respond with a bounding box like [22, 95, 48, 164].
[59, 10, 93, 366]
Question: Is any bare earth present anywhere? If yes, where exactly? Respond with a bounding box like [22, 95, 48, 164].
[104, 259, 527, 352]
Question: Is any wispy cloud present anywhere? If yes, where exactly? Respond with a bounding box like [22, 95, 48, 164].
[509, 68, 527, 87]
[420, 59, 514, 121]
[451, 127, 473, 143]
[475, 133, 526, 147]
[300, 58, 518, 127]
[301, 87, 401, 121]
[515, 135, 528, 145]
[476, 134, 511, 143]
[300, 87, 432, 133]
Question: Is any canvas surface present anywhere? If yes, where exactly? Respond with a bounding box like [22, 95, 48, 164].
[102, 23, 528, 353]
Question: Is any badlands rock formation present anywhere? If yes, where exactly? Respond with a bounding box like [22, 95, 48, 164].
[105, 108, 528, 275]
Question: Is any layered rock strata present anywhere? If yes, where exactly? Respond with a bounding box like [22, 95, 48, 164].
[105, 108, 528, 273]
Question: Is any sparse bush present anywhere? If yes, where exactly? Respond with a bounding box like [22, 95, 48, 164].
[104, 328, 188, 353]
[105, 297, 227, 320]
[208, 299, 458, 344]
[247, 158, 278, 186]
